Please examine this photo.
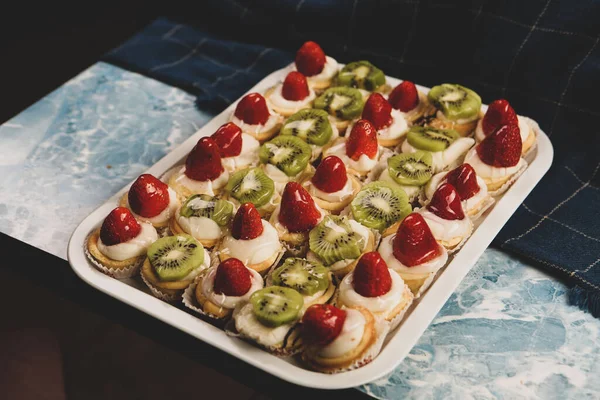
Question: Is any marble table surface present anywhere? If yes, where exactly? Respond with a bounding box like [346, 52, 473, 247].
[1, 62, 598, 400]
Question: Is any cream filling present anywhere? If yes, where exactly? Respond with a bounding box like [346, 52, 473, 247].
[201, 266, 264, 309]
[172, 167, 229, 196]
[464, 147, 525, 181]
[220, 220, 282, 265]
[424, 172, 489, 213]
[231, 113, 281, 136]
[267, 83, 316, 111]
[475, 115, 531, 144]
[262, 163, 293, 194]
[176, 211, 223, 241]
[417, 208, 472, 243]
[125, 187, 179, 225]
[436, 110, 480, 124]
[307, 220, 370, 270]
[234, 302, 295, 347]
[324, 139, 379, 174]
[378, 168, 422, 199]
[297, 56, 339, 85]
[376, 109, 409, 140]
[305, 175, 354, 203]
[97, 222, 158, 261]
[221, 133, 260, 172]
[318, 308, 365, 358]
[378, 235, 448, 275]
[401, 137, 474, 172]
[339, 269, 405, 313]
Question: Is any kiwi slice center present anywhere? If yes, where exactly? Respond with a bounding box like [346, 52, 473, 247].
[330, 94, 352, 110]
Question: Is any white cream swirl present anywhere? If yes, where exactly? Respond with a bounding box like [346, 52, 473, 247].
[377, 109, 409, 140]
[201, 266, 264, 309]
[401, 137, 474, 173]
[339, 269, 405, 313]
[378, 235, 448, 275]
[220, 220, 282, 265]
[234, 302, 295, 347]
[324, 139, 379, 174]
[176, 213, 222, 241]
[267, 83, 316, 112]
[318, 308, 365, 358]
[417, 208, 472, 243]
[97, 222, 158, 261]
[464, 147, 525, 181]
[172, 167, 229, 196]
[231, 113, 281, 136]
[126, 187, 179, 225]
[221, 133, 260, 172]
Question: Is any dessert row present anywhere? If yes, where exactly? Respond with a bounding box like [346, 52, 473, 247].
[84, 40, 536, 373]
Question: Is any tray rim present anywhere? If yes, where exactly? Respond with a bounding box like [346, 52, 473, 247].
[67, 64, 554, 390]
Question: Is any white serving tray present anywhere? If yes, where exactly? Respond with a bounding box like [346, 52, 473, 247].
[67, 64, 553, 390]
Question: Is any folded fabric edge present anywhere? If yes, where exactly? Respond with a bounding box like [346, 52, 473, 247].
[568, 286, 600, 318]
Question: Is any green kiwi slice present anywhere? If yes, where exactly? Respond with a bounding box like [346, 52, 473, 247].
[259, 136, 312, 177]
[226, 167, 275, 208]
[427, 83, 482, 121]
[280, 109, 333, 146]
[309, 215, 365, 266]
[314, 87, 365, 120]
[271, 257, 329, 296]
[147, 234, 204, 281]
[250, 286, 304, 327]
[335, 60, 386, 91]
[179, 194, 233, 226]
[406, 126, 460, 152]
[351, 181, 412, 232]
[387, 151, 434, 186]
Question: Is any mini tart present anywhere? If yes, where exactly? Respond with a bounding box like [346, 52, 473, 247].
[86, 229, 148, 277]
[231, 113, 282, 143]
[269, 204, 327, 248]
[119, 187, 179, 229]
[168, 166, 229, 199]
[302, 306, 377, 373]
[295, 56, 339, 91]
[401, 91, 436, 124]
[463, 147, 527, 193]
[220, 133, 261, 173]
[401, 136, 475, 173]
[427, 110, 483, 137]
[417, 208, 473, 252]
[265, 85, 316, 117]
[265, 270, 337, 312]
[303, 174, 362, 214]
[369, 109, 410, 148]
[475, 115, 537, 156]
[261, 163, 315, 195]
[323, 138, 380, 178]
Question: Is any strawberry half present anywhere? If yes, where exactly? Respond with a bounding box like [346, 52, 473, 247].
[362, 93, 393, 130]
[388, 81, 419, 112]
[311, 155, 348, 193]
[278, 182, 321, 233]
[99, 207, 141, 246]
[444, 164, 480, 200]
[128, 174, 170, 218]
[476, 124, 522, 167]
[185, 137, 224, 181]
[301, 304, 346, 345]
[231, 203, 264, 240]
[346, 119, 378, 161]
[211, 122, 243, 158]
[392, 213, 442, 267]
[353, 252, 392, 297]
[427, 183, 465, 220]
[234, 93, 270, 125]
[282, 71, 310, 101]
[213, 258, 252, 296]
[482, 99, 519, 136]
[295, 41, 326, 77]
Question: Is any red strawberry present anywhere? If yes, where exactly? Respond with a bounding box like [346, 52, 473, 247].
[444, 164, 480, 200]
[234, 93, 270, 125]
[128, 174, 170, 218]
[388, 81, 419, 112]
[392, 213, 442, 267]
[311, 155, 348, 193]
[211, 122, 243, 158]
[99, 207, 141, 246]
[231, 203, 264, 240]
[482, 99, 519, 136]
[476, 124, 522, 167]
[353, 252, 392, 297]
[295, 41, 326, 77]
[278, 182, 321, 233]
[362, 93, 393, 130]
[301, 304, 346, 345]
[427, 183, 465, 220]
[346, 119, 378, 161]
[213, 258, 252, 296]
[185, 137, 224, 181]
[282, 71, 310, 101]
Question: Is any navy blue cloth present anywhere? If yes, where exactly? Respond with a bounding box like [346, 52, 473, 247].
[103, 2, 600, 314]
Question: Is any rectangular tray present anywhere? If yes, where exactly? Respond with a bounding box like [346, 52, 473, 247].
[67, 64, 553, 390]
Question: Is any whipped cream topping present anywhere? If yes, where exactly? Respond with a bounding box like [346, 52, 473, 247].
[475, 115, 531, 144]
[176, 211, 223, 241]
[231, 113, 281, 136]
[401, 137, 474, 172]
[295, 56, 339, 86]
[221, 220, 282, 265]
[378, 168, 422, 199]
[318, 308, 366, 358]
[464, 147, 525, 182]
[307, 220, 370, 271]
[324, 139, 379, 174]
[436, 110, 480, 124]
[378, 235, 448, 275]
[339, 269, 405, 313]
[173, 166, 229, 196]
[267, 83, 316, 112]
[126, 187, 179, 225]
[221, 133, 260, 172]
[234, 302, 294, 347]
[425, 171, 489, 213]
[305, 174, 355, 203]
[201, 266, 264, 309]
[417, 208, 472, 243]
[262, 163, 293, 194]
[97, 222, 158, 261]
[377, 109, 409, 140]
